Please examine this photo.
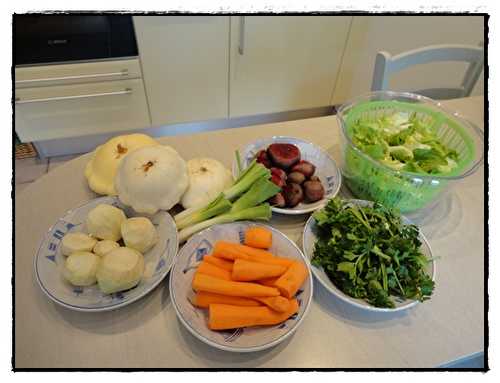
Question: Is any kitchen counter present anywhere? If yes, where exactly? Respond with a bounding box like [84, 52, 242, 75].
[14, 96, 485, 368]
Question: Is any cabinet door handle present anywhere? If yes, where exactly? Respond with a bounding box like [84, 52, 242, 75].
[15, 88, 132, 104]
[238, 16, 245, 55]
[15, 69, 129, 84]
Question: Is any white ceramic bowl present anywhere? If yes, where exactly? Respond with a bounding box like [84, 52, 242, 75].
[34, 196, 179, 312]
[302, 199, 436, 313]
[170, 221, 313, 352]
[232, 136, 342, 215]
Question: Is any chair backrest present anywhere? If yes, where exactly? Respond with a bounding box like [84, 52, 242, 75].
[371, 44, 484, 99]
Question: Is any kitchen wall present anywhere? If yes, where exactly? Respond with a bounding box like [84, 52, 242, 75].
[332, 16, 485, 104]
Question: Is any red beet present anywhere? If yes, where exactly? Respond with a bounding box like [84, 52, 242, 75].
[303, 180, 325, 202]
[291, 160, 316, 178]
[269, 193, 286, 208]
[282, 183, 304, 208]
[256, 149, 272, 168]
[287, 171, 306, 184]
[267, 143, 301, 170]
[271, 167, 287, 181]
[270, 174, 286, 188]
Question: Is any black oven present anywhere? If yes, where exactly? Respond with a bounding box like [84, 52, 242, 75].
[14, 14, 138, 66]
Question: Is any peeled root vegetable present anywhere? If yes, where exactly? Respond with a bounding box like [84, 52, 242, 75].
[121, 217, 158, 253]
[192, 273, 280, 297]
[208, 299, 299, 330]
[61, 232, 97, 256]
[86, 204, 126, 241]
[96, 247, 145, 294]
[274, 261, 308, 299]
[62, 252, 100, 286]
[244, 226, 272, 249]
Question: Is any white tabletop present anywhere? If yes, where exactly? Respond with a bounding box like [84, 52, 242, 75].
[15, 96, 484, 368]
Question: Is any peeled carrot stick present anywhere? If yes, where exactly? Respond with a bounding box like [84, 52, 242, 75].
[196, 261, 233, 281]
[232, 258, 287, 281]
[208, 299, 299, 330]
[274, 261, 308, 299]
[192, 273, 280, 297]
[246, 255, 294, 268]
[191, 291, 261, 308]
[257, 276, 280, 287]
[254, 296, 291, 313]
[203, 255, 234, 272]
[244, 227, 272, 249]
[213, 241, 273, 260]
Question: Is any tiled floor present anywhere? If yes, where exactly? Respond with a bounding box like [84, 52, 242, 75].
[15, 154, 79, 199]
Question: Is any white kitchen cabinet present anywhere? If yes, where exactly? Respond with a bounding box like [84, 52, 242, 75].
[332, 16, 485, 105]
[133, 16, 230, 127]
[15, 78, 150, 142]
[229, 16, 352, 117]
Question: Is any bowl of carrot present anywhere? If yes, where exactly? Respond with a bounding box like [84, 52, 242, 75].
[170, 222, 313, 352]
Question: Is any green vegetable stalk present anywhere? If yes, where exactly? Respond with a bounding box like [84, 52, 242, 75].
[178, 203, 272, 242]
[175, 194, 232, 230]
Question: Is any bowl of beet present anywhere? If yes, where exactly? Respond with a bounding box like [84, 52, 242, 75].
[233, 136, 342, 215]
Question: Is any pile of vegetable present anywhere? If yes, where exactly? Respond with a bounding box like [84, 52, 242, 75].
[60, 204, 159, 294]
[189, 227, 307, 330]
[350, 111, 459, 175]
[255, 143, 325, 208]
[311, 197, 434, 308]
[174, 157, 280, 242]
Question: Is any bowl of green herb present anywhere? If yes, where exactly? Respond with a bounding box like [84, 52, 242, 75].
[302, 197, 435, 312]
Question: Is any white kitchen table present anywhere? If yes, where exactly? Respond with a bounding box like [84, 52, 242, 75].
[14, 96, 485, 368]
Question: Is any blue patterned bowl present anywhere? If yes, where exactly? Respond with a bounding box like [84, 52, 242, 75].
[170, 222, 313, 352]
[34, 196, 178, 312]
[232, 136, 342, 215]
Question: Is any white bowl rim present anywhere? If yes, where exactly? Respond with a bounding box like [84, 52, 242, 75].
[302, 199, 437, 313]
[34, 196, 179, 312]
[169, 221, 314, 352]
[232, 135, 342, 215]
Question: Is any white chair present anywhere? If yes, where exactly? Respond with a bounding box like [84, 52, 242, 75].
[371, 44, 484, 99]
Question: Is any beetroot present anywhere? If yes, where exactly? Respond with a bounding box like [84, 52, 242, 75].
[270, 167, 287, 181]
[267, 143, 301, 170]
[270, 174, 286, 188]
[256, 149, 272, 168]
[269, 192, 286, 208]
[282, 183, 304, 208]
[291, 160, 316, 178]
[303, 180, 325, 202]
[287, 171, 306, 184]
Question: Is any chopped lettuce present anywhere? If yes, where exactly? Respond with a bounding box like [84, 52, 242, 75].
[351, 112, 459, 175]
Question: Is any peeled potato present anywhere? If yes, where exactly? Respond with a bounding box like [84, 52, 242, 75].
[62, 251, 100, 286]
[86, 204, 126, 241]
[121, 217, 158, 253]
[61, 232, 97, 256]
[96, 247, 145, 294]
[93, 240, 120, 257]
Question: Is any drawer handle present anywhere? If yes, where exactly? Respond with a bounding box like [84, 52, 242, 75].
[15, 69, 129, 84]
[238, 16, 245, 55]
[15, 88, 132, 104]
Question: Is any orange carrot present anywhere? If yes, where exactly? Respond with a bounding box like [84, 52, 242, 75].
[208, 299, 299, 330]
[254, 296, 291, 313]
[244, 227, 272, 249]
[192, 273, 280, 297]
[246, 255, 294, 268]
[196, 261, 232, 281]
[274, 261, 308, 299]
[203, 255, 233, 271]
[232, 258, 287, 281]
[213, 241, 273, 260]
[191, 291, 261, 308]
[257, 276, 280, 287]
